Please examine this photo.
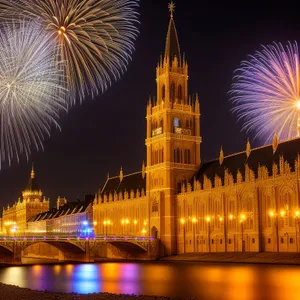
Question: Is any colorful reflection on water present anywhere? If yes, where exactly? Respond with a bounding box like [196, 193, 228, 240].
[0, 262, 300, 299]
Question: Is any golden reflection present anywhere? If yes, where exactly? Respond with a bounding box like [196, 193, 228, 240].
[54, 265, 61, 275]
[32, 265, 42, 276]
[66, 264, 74, 277]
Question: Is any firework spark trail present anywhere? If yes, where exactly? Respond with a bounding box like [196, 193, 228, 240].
[229, 41, 300, 144]
[0, 0, 140, 103]
[0, 20, 67, 168]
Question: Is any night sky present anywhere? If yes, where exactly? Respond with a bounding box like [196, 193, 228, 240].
[0, 0, 299, 208]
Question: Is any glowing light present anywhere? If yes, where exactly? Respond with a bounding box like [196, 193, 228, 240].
[229, 214, 233, 220]
[180, 218, 185, 224]
[269, 211, 274, 217]
[280, 210, 285, 217]
[219, 217, 223, 221]
[83, 221, 88, 226]
[0, 0, 140, 102]
[296, 211, 300, 217]
[229, 41, 300, 143]
[134, 220, 137, 225]
[192, 217, 197, 223]
[240, 214, 246, 221]
[206, 216, 211, 222]
[0, 20, 66, 167]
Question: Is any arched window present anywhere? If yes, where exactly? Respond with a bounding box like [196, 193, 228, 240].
[187, 149, 191, 164]
[184, 149, 187, 164]
[176, 148, 180, 163]
[186, 119, 189, 128]
[178, 85, 183, 102]
[174, 117, 179, 127]
[170, 82, 176, 102]
[162, 85, 166, 100]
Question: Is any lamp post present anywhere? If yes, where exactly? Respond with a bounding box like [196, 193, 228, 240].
[240, 214, 246, 252]
[192, 217, 197, 252]
[180, 218, 186, 253]
[103, 220, 111, 237]
[206, 216, 211, 252]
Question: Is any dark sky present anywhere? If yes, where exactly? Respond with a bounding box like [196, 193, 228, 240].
[0, 0, 300, 208]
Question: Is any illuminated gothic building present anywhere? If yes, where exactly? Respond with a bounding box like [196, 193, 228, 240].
[2, 167, 49, 235]
[95, 5, 300, 255]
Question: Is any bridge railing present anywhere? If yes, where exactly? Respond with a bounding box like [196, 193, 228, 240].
[0, 235, 155, 242]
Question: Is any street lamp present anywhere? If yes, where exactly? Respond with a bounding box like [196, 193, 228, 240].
[206, 216, 211, 252]
[103, 220, 111, 237]
[180, 218, 186, 253]
[141, 228, 147, 236]
[192, 217, 197, 252]
[240, 214, 246, 252]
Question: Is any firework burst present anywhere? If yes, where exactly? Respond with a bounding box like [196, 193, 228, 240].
[229, 41, 300, 144]
[0, 20, 67, 167]
[0, 0, 140, 102]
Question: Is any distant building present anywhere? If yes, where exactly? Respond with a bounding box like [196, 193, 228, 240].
[27, 198, 93, 234]
[2, 167, 49, 235]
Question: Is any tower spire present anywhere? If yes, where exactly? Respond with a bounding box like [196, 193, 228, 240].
[31, 163, 35, 179]
[164, 2, 181, 66]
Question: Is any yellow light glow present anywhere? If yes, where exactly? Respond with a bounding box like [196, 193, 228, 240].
[241, 214, 246, 220]
[134, 220, 137, 224]
[107, 220, 111, 225]
[269, 211, 274, 217]
[296, 211, 300, 217]
[141, 228, 147, 234]
[296, 101, 300, 110]
[219, 217, 223, 221]
[280, 210, 285, 217]
[93, 221, 97, 226]
[125, 219, 129, 224]
[192, 217, 197, 223]
[121, 219, 125, 224]
[144, 221, 147, 226]
[180, 218, 185, 224]
[229, 214, 233, 220]
[206, 216, 211, 222]
[103, 221, 107, 225]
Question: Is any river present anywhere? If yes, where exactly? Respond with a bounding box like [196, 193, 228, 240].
[0, 261, 300, 299]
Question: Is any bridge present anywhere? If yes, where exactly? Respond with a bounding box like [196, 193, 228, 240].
[0, 235, 160, 264]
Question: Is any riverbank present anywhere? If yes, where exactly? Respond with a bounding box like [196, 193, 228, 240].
[162, 252, 300, 264]
[0, 283, 191, 300]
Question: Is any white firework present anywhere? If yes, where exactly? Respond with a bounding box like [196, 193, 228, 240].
[0, 20, 67, 168]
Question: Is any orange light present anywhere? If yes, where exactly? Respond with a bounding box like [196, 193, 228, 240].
[192, 217, 197, 223]
[229, 214, 233, 220]
[206, 216, 211, 222]
[219, 217, 223, 221]
[269, 211, 274, 217]
[280, 210, 285, 217]
[180, 218, 185, 224]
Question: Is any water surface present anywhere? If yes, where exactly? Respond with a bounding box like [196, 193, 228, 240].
[0, 261, 299, 299]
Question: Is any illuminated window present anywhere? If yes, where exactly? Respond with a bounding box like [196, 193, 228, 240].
[174, 117, 179, 127]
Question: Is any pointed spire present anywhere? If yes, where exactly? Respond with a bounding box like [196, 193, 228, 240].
[219, 146, 224, 165]
[120, 167, 123, 182]
[164, 2, 181, 66]
[246, 139, 251, 159]
[31, 163, 35, 179]
[142, 161, 146, 179]
[272, 132, 278, 154]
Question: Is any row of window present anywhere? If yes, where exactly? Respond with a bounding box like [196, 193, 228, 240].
[151, 118, 193, 131]
[174, 148, 191, 164]
[267, 237, 295, 244]
[186, 238, 257, 245]
[152, 149, 164, 164]
[162, 83, 183, 102]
